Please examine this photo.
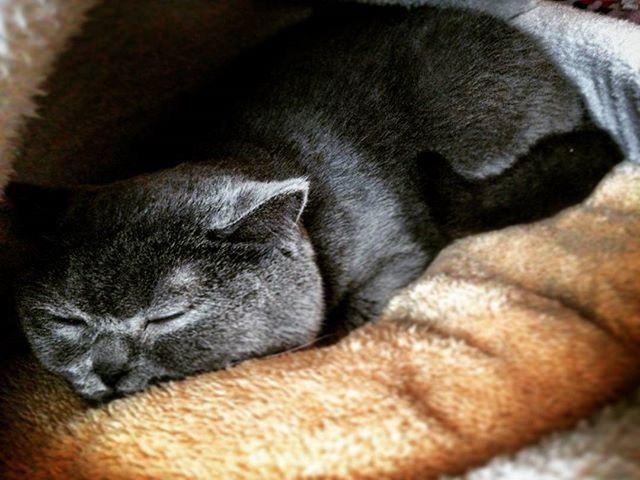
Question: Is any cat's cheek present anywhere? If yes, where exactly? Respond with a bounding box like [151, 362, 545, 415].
[27, 329, 86, 368]
[52, 325, 86, 342]
[52, 329, 95, 360]
[149, 335, 222, 375]
[46, 353, 107, 400]
[70, 372, 111, 401]
[115, 374, 150, 396]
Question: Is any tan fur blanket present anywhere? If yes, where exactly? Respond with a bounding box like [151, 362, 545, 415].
[2, 163, 639, 479]
[0, 1, 639, 479]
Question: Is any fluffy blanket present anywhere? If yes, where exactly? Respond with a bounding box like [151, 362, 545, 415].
[1, 1, 639, 478]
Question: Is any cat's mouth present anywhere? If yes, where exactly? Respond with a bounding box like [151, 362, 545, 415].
[73, 370, 179, 404]
[83, 389, 127, 406]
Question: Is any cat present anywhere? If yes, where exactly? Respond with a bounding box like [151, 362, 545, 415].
[5, 5, 622, 402]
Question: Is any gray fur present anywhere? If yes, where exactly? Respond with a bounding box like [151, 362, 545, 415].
[9, 6, 622, 401]
[14, 168, 323, 401]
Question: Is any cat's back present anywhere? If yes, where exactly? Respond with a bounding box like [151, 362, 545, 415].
[220, 5, 583, 178]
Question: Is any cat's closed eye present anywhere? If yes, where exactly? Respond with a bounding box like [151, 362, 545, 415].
[52, 316, 87, 328]
[146, 311, 186, 327]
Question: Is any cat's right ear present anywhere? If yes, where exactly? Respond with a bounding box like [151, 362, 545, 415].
[210, 178, 309, 244]
[1, 182, 72, 239]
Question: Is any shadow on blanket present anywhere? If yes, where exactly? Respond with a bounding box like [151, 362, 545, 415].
[1, 163, 638, 479]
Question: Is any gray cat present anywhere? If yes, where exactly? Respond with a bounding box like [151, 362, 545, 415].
[6, 5, 622, 402]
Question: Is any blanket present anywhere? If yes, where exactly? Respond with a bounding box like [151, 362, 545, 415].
[0, 1, 639, 478]
[2, 165, 639, 479]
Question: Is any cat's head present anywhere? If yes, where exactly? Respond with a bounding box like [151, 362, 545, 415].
[7, 164, 324, 402]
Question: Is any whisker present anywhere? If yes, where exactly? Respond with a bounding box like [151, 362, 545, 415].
[260, 333, 339, 360]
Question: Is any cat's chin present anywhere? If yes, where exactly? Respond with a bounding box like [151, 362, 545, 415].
[78, 373, 190, 404]
[78, 383, 149, 404]
[77, 385, 116, 404]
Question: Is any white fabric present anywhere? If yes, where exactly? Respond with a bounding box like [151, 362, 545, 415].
[513, 2, 640, 163]
[0, 0, 97, 189]
[456, 378, 640, 479]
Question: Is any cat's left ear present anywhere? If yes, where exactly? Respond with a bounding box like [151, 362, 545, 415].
[214, 178, 309, 243]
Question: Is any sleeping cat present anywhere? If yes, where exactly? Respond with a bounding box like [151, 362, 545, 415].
[6, 5, 622, 402]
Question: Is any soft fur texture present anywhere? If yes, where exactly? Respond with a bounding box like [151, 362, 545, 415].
[0, 1, 639, 479]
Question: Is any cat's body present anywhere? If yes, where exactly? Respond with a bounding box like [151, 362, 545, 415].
[9, 6, 622, 401]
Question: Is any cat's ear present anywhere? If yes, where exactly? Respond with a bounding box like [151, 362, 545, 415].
[2, 182, 73, 238]
[212, 178, 309, 243]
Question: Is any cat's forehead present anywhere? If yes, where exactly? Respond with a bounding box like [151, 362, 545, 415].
[160, 264, 201, 290]
[70, 166, 302, 234]
[48, 259, 204, 318]
[76, 169, 247, 225]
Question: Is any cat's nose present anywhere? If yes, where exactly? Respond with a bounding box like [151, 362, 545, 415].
[96, 368, 128, 389]
[92, 334, 131, 389]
